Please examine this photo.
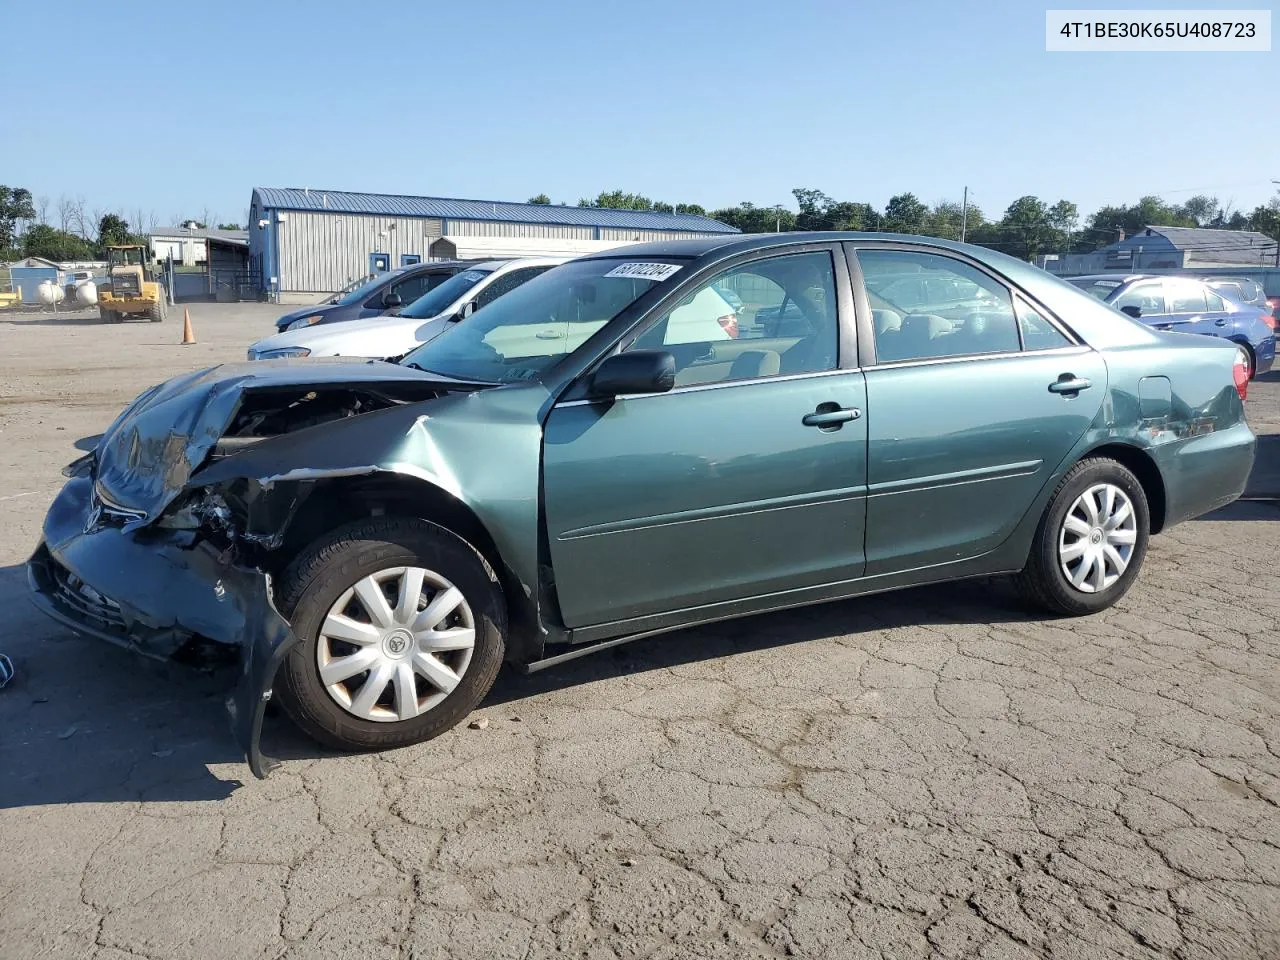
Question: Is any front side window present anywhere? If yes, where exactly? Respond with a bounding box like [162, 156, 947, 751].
[627, 251, 838, 387]
[399, 269, 491, 318]
[859, 249, 1020, 362]
[399, 258, 684, 382]
[1112, 282, 1166, 317]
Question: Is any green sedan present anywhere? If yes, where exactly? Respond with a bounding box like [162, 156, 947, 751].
[29, 234, 1256, 774]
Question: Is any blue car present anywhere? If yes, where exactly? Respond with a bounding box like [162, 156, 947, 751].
[1068, 274, 1276, 379]
[272, 261, 476, 333]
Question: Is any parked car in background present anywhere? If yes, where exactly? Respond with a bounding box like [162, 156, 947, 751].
[271, 260, 478, 333]
[249, 258, 566, 360]
[1066, 273, 1275, 378]
[1203, 276, 1277, 327]
[30, 234, 1255, 775]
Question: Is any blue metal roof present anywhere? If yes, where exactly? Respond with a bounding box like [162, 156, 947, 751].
[251, 187, 738, 234]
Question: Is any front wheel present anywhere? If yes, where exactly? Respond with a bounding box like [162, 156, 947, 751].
[274, 516, 506, 752]
[1014, 457, 1150, 616]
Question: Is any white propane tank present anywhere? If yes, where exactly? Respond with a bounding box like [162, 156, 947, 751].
[75, 280, 99, 305]
[37, 280, 66, 305]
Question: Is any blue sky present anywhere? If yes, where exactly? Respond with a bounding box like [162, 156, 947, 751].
[4, 0, 1276, 227]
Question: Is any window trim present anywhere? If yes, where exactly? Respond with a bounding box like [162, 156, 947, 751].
[845, 241, 1081, 368]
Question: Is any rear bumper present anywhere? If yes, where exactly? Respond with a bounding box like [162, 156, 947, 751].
[1254, 336, 1276, 376]
[27, 475, 298, 777]
[1156, 420, 1256, 527]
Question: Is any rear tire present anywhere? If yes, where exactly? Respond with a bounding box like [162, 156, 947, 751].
[273, 516, 507, 753]
[146, 297, 166, 323]
[1014, 457, 1150, 616]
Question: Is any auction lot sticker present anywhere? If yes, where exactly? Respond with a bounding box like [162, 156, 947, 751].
[1046, 9, 1271, 50]
[604, 263, 683, 282]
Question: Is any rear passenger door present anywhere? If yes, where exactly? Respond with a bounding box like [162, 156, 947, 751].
[852, 244, 1106, 576]
[1164, 279, 1230, 339]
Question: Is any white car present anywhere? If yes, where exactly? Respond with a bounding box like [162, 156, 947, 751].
[247, 257, 567, 361]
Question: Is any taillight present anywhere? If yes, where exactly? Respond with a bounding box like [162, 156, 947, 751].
[716, 314, 739, 338]
[1263, 313, 1278, 331]
[1233, 347, 1250, 401]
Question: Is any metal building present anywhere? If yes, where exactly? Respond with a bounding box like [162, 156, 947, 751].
[248, 187, 739, 303]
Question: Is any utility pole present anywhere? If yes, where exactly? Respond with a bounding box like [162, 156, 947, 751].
[960, 186, 969, 243]
[773, 204, 784, 233]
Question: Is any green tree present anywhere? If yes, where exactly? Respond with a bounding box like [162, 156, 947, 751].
[652, 201, 675, 213]
[578, 190, 653, 211]
[1174, 194, 1218, 226]
[21, 224, 94, 261]
[675, 203, 706, 216]
[526, 194, 551, 205]
[711, 202, 796, 233]
[882, 193, 927, 234]
[0, 185, 36, 251]
[216, 222, 243, 230]
[97, 213, 132, 247]
[1249, 194, 1280, 244]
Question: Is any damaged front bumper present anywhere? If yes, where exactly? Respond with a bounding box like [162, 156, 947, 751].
[27, 475, 299, 778]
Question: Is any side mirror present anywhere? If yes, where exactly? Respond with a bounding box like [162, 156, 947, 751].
[591, 351, 676, 397]
[1120, 304, 1141, 318]
[383, 292, 403, 309]
[457, 300, 477, 320]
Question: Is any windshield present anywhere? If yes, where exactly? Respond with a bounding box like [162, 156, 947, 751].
[1067, 278, 1122, 301]
[399, 268, 492, 318]
[332, 268, 409, 306]
[399, 258, 684, 383]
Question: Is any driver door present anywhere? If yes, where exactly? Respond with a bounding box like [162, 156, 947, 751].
[541, 247, 868, 630]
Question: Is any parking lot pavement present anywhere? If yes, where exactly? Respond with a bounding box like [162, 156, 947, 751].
[2, 303, 1279, 960]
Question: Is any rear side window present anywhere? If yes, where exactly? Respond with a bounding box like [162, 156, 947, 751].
[1016, 297, 1072, 350]
[1168, 282, 1208, 313]
[858, 249, 1020, 362]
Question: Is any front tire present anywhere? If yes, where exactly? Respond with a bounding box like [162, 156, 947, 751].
[1014, 457, 1149, 616]
[146, 297, 166, 322]
[274, 516, 507, 752]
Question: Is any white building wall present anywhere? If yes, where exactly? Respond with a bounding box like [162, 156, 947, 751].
[151, 236, 209, 265]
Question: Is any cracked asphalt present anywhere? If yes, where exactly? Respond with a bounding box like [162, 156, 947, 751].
[2, 303, 1279, 960]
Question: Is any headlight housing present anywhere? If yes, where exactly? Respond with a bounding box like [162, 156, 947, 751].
[287, 315, 324, 332]
[249, 346, 312, 360]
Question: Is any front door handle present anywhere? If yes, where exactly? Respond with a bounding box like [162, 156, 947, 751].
[1214, 318, 1229, 327]
[802, 402, 861, 430]
[1048, 375, 1092, 396]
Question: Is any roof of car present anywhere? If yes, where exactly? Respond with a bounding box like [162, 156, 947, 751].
[1065, 273, 1151, 282]
[578, 231, 1033, 263]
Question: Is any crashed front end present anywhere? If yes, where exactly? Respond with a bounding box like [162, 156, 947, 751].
[26, 360, 460, 777]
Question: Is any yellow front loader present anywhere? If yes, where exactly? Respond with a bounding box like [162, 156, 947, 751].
[98, 244, 168, 322]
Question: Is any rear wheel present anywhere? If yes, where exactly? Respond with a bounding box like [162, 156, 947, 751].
[273, 516, 507, 752]
[1014, 457, 1149, 616]
[1235, 342, 1255, 380]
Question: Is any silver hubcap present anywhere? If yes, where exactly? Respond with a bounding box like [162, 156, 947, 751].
[1058, 483, 1137, 594]
[316, 566, 475, 722]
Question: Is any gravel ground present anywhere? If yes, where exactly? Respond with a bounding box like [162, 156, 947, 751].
[1, 303, 1279, 960]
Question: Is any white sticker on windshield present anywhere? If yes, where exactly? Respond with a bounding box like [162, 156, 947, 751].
[603, 262, 682, 282]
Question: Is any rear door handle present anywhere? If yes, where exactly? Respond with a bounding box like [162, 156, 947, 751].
[802, 403, 861, 430]
[1049, 375, 1092, 395]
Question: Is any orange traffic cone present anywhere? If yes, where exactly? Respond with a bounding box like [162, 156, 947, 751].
[181, 308, 196, 345]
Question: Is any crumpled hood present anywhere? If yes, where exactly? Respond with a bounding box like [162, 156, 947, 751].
[93, 357, 469, 525]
